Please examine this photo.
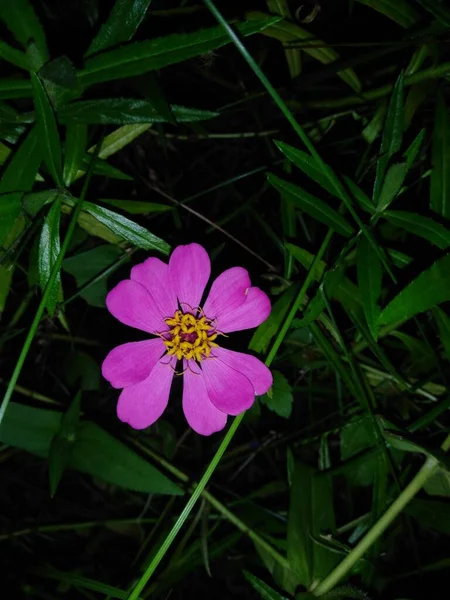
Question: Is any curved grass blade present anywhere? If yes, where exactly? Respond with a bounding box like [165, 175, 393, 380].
[268, 173, 354, 237]
[38, 197, 62, 315]
[354, 0, 420, 28]
[430, 91, 450, 219]
[63, 123, 87, 186]
[0, 40, 31, 70]
[357, 235, 382, 340]
[382, 210, 450, 249]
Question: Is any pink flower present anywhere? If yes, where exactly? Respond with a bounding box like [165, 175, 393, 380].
[102, 243, 272, 435]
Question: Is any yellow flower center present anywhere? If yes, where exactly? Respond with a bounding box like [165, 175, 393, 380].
[163, 310, 218, 361]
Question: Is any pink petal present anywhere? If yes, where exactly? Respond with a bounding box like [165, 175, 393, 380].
[216, 287, 271, 333]
[201, 357, 255, 415]
[106, 280, 164, 334]
[131, 257, 177, 319]
[169, 243, 211, 312]
[117, 358, 175, 429]
[202, 267, 251, 320]
[212, 347, 272, 396]
[182, 360, 227, 435]
[102, 338, 165, 389]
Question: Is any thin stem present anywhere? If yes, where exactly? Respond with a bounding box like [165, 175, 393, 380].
[312, 432, 450, 595]
[0, 140, 102, 426]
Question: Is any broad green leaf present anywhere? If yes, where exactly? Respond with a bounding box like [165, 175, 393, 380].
[287, 462, 339, 587]
[260, 371, 293, 418]
[382, 211, 450, 249]
[79, 17, 280, 86]
[406, 499, 450, 534]
[247, 11, 361, 92]
[31, 73, 63, 187]
[91, 124, 152, 159]
[100, 198, 171, 214]
[268, 173, 354, 237]
[430, 91, 450, 218]
[63, 350, 101, 390]
[63, 244, 125, 307]
[357, 235, 382, 340]
[341, 416, 377, 487]
[63, 124, 87, 186]
[373, 72, 404, 202]
[39, 56, 78, 107]
[376, 163, 408, 212]
[0, 40, 31, 70]
[81, 154, 133, 181]
[22, 189, 61, 217]
[433, 307, 450, 360]
[38, 198, 62, 315]
[0, 126, 42, 246]
[0, 78, 32, 100]
[86, 0, 153, 57]
[424, 468, 450, 497]
[70, 421, 183, 495]
[0, 402, 183, 495]
[354, 0, 420, 28]
[379, 255, 450, 325]
[249, 284, 298, 353]
[243, 571, 289, 600]
[49, 392, 81, 496]
[0, 0, 49, 67]
[58, 99, 219, 125]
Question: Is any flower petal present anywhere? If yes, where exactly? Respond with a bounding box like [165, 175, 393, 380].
[117, 358, 175, 429]
[106, 280, 164, 334]
[169, 243, 211, 311]
[201, 357, 255, 415]
[202, 267, 251, 320]
[212, 347, 272, 396]
[131, 257, 177, 318]
[102, 338, 165, 389]
[216, 287, 271, 333]
[182, 360, 227, 435]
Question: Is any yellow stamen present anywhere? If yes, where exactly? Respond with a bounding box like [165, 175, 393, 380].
[163, 309, 218, 362]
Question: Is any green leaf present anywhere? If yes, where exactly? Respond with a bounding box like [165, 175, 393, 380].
[433, 307, 450, 360]
[430, 91, 450, 218]
[39, 56, 78, 107]
[354, 0, 420, 28]
[86, 0, 153, 57]
[58, 99, 219, 125]
[379, 254, 450, 325]
[340, 417, 377, 487]
[403, 128, 425, 171]
[0, 402, 183, 495]
[414, 0, 450, 26]
[79, 17, 279, 86]
[376, 162, 408, 212]
[0, 0, 49, 67]
[0, 78, 32, 100]
[0, 39, 31, 70]
[249, 284, 298, 353]
[70, 422, 183, 494]
[0, 127, 42, 246]
[63, 244, 125, 307]
[49, 392, 81, 496]
[268, 173, 354, 237]
[38, 198, 62, 315]
[243, 571, 289, 600]
[81, 154, 133, 181]
[287, 462, 339, 587]
[357, 234, 382, 340]
[382, 211, 450, 249]
[22, 189, 61, 216]
[373, 72, 404, 202]
[63, 350, 101, 390]
[424, 467, 450, 497]
[64, 198, 170, 253]
[406, 499, 450, 534]
[31, 73, 63, 187]
[99, 198, 171, 215]
[260, 371, 293, 418]
[63, 124, 87, 186]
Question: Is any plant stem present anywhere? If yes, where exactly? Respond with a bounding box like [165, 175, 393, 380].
[312, 432, 450, 595]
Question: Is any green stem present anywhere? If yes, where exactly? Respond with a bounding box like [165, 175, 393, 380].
[312, 432, 450, 595]
[0, 141, 102, 427]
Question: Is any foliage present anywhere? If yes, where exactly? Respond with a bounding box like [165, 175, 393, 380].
[1, 1, 450, 599]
